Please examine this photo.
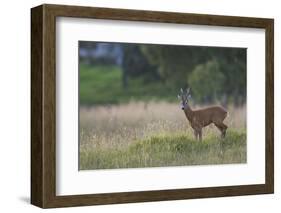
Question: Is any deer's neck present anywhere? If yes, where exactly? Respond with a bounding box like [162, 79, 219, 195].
[184, 106, 194, 122]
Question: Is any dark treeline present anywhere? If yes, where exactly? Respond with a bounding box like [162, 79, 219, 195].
[79, 41, 246, 105]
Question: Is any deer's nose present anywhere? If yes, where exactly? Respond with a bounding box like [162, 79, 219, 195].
[181, 107, 184, 110]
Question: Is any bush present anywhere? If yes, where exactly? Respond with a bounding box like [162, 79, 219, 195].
[188, 60, 225, 103]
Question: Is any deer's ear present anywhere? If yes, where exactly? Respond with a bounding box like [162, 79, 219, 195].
[177, 95, 181, 100]
[188, 94, 191, 99]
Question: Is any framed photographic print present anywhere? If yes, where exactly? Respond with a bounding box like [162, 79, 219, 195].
[31, 4, 274, 208]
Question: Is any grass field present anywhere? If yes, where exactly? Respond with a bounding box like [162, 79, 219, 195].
[79, 102, 246, 170]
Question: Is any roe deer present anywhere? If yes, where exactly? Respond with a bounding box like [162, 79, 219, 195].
[178, 88, 228, 141]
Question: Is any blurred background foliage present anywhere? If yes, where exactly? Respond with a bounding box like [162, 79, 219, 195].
[79, 41, 246, 106]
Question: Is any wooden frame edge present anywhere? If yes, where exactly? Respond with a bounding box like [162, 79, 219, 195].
[31, 4, 274, 208]
[265, 19, 274, 194]
[31, 5, 44, 208]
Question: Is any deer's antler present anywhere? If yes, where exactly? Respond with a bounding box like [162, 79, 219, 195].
[185, 88, 189, 99]
[179, 88, 191, 100]
[180, 88, 184, 94]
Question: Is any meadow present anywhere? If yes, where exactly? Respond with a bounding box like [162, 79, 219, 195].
[79, 102, 246, 170]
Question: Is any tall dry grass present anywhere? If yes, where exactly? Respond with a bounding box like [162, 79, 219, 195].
[79, 101, 246, 170]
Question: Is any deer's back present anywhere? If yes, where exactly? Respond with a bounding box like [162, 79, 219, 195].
[193, 106, 227, 125]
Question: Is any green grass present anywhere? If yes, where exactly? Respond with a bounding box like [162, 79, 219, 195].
[79, 130, 246, 170]
[79, 64, 178, 105]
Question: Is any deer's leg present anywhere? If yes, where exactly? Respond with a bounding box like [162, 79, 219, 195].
[193, 130, 198, 140]
[214, 123, 222, 132]
[214, 123, 227, 138]
[221, 123, 228, 138]
[198, 129, 202, 141]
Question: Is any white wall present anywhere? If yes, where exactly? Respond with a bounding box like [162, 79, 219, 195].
[0, 0, 279, 212]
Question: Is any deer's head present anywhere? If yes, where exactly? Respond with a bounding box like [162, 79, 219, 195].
[178, 88, 191, 110]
